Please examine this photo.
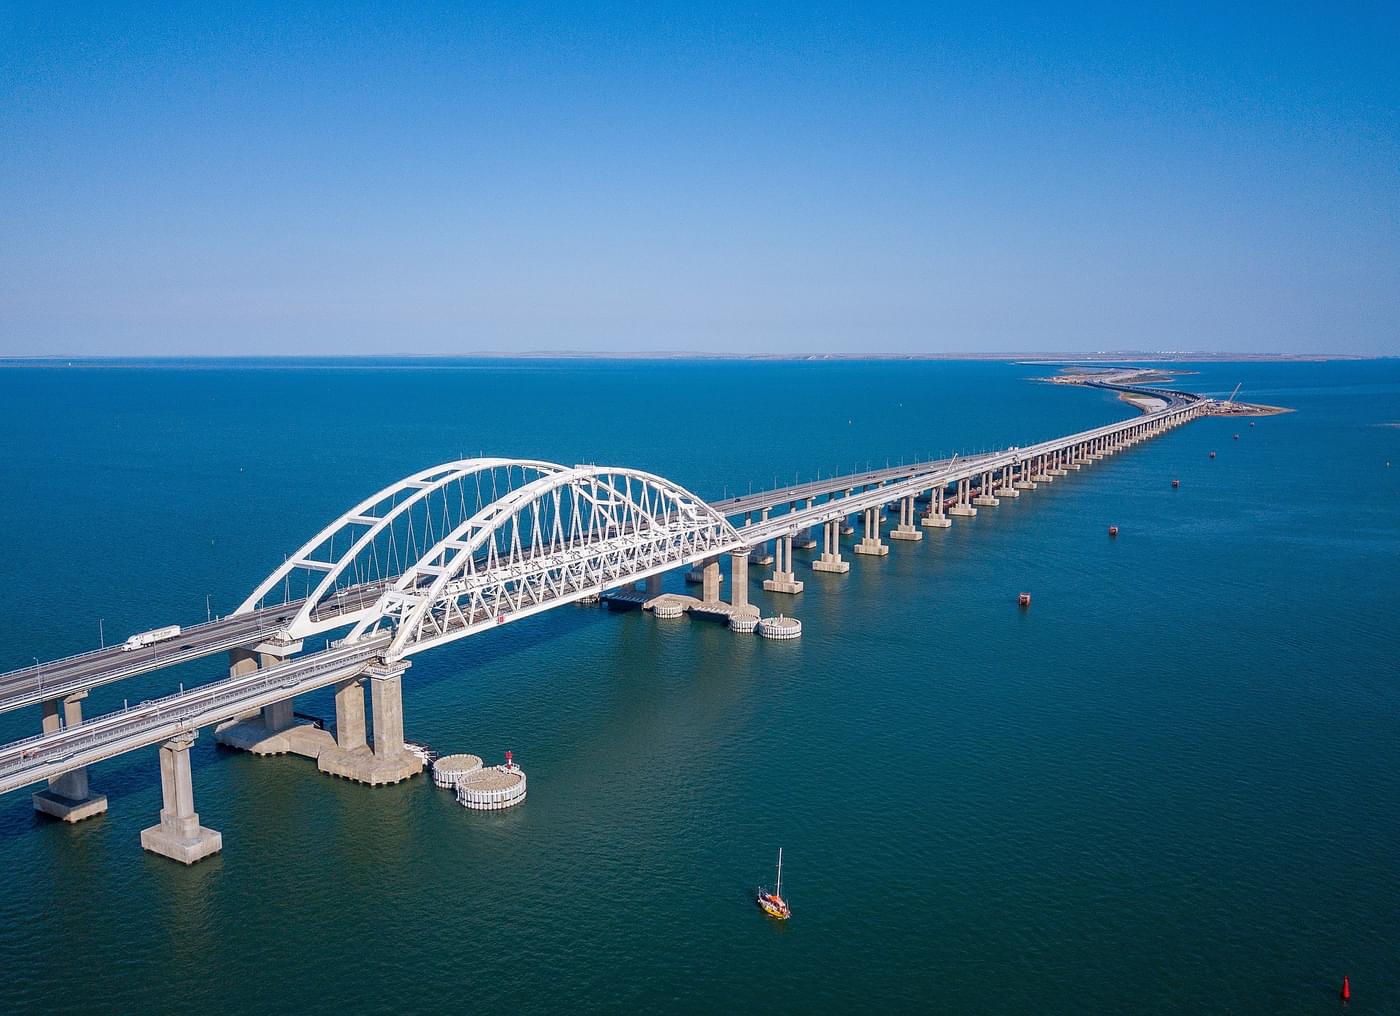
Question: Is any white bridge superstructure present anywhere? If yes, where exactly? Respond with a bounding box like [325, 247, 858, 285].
[0, 377, 1210, 862]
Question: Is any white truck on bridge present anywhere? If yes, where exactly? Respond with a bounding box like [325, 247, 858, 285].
[122, 625, 181, 652]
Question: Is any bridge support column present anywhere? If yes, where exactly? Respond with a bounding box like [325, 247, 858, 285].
[973, 471, 1000, 507]
[997, 464, 1020, 498]
[215, 638, 325, 757]
[1013, 459, 1037, 491]
[854, 507, 889, 556]
[1032, 454, 1052, 483]
[948, 477, 977, 516]
[1048, 449, 1068, 476]
[140, 731, 222, 865]
[921, 485, 952, 528]
[764, 535, 805, 593]
[813, 519, 850, 573]
[890, 495, 923, 541]
[701, 557, 723, 603]
[317, 660, 423, 786]
[645, 573, 662, 596]
[685, 556, 723, 598]
[32, 691, 109, 823]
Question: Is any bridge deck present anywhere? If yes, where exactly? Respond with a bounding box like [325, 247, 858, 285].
[0, 379, 1203, 738]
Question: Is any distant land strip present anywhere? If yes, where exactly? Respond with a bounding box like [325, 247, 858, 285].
[0, 351, 1383, 367]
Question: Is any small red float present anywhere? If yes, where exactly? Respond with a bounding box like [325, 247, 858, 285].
[1341, 975, 1350, 1002]
[1108, 526, 1119, 537]
[1017, 592, 1031, 608]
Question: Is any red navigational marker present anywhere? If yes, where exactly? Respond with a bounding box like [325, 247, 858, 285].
[1341, 975, 1350, 1002]
[1108, 525, 1119, 537]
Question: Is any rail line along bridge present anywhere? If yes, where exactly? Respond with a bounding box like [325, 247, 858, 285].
[0, 379, 1208, 863]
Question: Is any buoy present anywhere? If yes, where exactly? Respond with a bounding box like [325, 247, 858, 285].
[1209, 451, 1216, 459]
[1017, 592, 1031, 608]
[1171, 479, 1180, 489]
[1341, 975, 1350, 1002]
[1108, 525, 1119, 537]
[1233, 433, 1239, 440]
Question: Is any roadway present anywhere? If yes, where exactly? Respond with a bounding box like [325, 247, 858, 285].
[0, 581, 392, 716]
[0, 377, 1203, 722]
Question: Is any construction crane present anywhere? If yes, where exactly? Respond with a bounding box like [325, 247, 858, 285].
[1225, 382, 1242, 406]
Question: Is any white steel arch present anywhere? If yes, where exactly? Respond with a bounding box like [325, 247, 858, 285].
[235, 458, 569, 637]
[345, 466, 744, 658]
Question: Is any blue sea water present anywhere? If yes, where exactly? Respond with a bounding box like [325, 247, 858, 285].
[0, 358, 1396, 1014]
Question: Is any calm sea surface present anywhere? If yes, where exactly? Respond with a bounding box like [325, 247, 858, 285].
[0, 358, 1396, 1014]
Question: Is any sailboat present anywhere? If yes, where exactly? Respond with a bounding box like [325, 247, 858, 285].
[756, 847, 791, 920]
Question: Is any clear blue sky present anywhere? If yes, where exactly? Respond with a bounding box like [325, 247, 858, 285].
[2, 2, 1397, 355]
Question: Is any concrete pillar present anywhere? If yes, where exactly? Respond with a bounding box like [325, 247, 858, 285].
[729, 550, 754, 607]
[998, 463, 1020, 497]
[922, 484, 952, 527]
[814, 518, 851, 573]
[764, 535, 805, 593]
[701, 557, 722, 603]
[32, 692, 109, 823]
[891, 494, 922, 541]
[855, 506, 889, 556]
[317, 659, 423, 786]
[645, 573, 662, 596]
[949, 477, 977, 516]
[139, 731, 222, 864]
[215, 638, 310, 754]
[369, 668, 405, 760]
[334, 676, 368, 752]
[973, 471, 1000, 507]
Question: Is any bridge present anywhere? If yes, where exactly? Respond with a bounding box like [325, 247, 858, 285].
[0, 378, 1207, 863]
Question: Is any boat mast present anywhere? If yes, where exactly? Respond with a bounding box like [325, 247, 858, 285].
[776, 847, 783, 898]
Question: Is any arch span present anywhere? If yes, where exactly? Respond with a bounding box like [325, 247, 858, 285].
[235, 458, 570, 637]
[343, 466, 744, 658]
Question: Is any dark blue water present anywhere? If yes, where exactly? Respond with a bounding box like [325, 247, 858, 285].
[0, 359, 1396, 1013]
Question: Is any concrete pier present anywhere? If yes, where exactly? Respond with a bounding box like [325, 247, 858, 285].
[316, 660, 423, 786]
[813, 518, 850, 573]
[32, 691, 108, 822]
[701, 557, 722, 602]
[890, 495, 923, 541]
[214, 637, 324, 757]
[948, 477, 978, 517]
[730, 550, 759, 607]
[854, 506, 889, 556]
[139, 731, 222, 864]
[996, 464, 1020, 498]
[921, 486, 952, 528]
[763, 535, 804, 594]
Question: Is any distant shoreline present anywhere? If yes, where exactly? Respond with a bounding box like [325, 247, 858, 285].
[0, 350, 1383, 367]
